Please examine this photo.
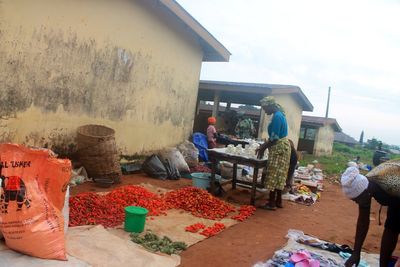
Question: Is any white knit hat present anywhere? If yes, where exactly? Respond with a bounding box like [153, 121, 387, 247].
[347, 161, 358, 167]
[341, 166, 369, 199]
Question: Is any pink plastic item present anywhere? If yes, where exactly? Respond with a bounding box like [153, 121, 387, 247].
[291, 251, 320, 267]
[291, 251, 312, 263]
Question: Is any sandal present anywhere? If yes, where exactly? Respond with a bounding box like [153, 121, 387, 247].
[260, 204, 277, 211]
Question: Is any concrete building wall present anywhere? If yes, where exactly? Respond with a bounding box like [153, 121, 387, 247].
[260, 94, 302, 148]
[314, 124, 335, 156]
[0, 0, 203, 155]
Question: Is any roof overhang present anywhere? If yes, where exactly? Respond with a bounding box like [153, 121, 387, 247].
[199, 80, 314, 111]
[158, 0, 231, 62]
[302, 116, 342, 132]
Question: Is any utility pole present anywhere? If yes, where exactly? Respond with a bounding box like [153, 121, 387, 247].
[325, 86, 331, 118]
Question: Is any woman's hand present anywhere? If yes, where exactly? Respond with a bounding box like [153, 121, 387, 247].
[345, 253, 360, 267]
[256, 147, 265, 159]
[256, 142, 269, 159]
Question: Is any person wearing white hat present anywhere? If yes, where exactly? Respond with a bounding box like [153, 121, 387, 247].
[341, 166, 400, 267]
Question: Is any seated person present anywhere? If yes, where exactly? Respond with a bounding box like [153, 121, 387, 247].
[207, 117, 218, 149]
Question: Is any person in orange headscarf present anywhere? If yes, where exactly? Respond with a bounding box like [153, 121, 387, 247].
[207, 117, 218, 149]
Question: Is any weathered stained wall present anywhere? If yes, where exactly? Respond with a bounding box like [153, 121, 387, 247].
[0, 0, 203, 155]
[259, 94, 302, 148]
[314, 124, 335, 156]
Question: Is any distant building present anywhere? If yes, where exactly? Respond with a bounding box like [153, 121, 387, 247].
[389, 149, 400, 155]
[298, 116, 341, 156]
[193, 81, 314, 148]
[334, 132, 359, 147]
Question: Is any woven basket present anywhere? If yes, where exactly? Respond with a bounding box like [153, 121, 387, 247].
[77, 124, 121, 182]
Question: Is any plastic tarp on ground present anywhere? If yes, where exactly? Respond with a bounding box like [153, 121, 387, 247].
[0, 184, 241, 267]
[66, 226, 180, 267]
[0, 225, 180, 267]
[109, 209, 238, 247]
[137, 183, 239, 246]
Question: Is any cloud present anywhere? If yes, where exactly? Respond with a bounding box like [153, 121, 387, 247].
[178, 0, 400, 145]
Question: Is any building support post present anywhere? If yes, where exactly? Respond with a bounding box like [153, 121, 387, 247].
[258, 108, 266, 139]
[212, 91, 220, 117]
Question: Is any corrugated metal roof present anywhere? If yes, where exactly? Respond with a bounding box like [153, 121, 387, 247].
[199, 80, 314, 111]
[334, 132, 358, 144]
[302, 115, 342, 132]
[200, 80, 300, 90]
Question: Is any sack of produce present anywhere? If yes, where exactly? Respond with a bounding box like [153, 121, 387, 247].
[158, 148, 190, 174]
[366, 159, 400, 197]
[0, 144, 71, 260]
[177, 141, 199, 168]
[142, 155, 168, 180]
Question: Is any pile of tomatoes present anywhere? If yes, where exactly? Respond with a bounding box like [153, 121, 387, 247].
[69, 185, 168, 227]
[69, 185, 256, 229]
[185, 223, 206, 233]
[231, 205, 257, 221]
[199, 223, 226, 237]
[164, 187, 236, 220]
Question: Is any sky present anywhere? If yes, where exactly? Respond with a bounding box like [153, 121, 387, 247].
[177, 0, 400, 146]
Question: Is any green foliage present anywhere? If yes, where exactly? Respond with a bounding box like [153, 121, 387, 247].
[333, 143, 373, 162]
[299, 142, 374, 175]
[359, 130, 364, 144]
[391, 154, 400, 160]
[300, 152, 346, 175]
[364, 137, 385, 150]
[130, 231, 187, 255]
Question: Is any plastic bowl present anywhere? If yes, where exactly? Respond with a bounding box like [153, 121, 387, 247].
[191, 172, 221, 189]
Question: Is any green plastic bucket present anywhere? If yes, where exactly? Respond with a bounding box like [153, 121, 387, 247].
[124, 206, 149, 233]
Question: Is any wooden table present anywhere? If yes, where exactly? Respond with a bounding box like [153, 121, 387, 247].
[208, 148, 268, 205]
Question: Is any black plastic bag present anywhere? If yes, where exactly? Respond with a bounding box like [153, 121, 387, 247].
[142, 155, 168, 180]
[164, 159, 181, 180]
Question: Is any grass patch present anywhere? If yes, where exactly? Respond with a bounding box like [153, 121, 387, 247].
[299, 143, 374, 175]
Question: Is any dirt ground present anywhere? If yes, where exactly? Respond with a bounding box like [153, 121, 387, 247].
[71, 173, 400, 267]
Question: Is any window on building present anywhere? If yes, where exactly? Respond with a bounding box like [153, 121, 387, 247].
[300, 127, 306, 139]
[305, 128, 317, 140]
[299, 127, 317, 140]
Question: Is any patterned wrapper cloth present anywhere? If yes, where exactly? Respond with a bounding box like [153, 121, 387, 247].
[265, 137, 291, 191]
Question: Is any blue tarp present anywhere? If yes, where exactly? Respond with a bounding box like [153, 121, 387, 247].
[192, 132, 209, 162]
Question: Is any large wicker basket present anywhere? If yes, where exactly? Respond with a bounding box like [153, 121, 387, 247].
[77, 124, 121, 182]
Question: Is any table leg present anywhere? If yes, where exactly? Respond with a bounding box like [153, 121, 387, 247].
[232, 163, 238, 189]
[250, 167, 259, 205]
[210, 160, 218, 195]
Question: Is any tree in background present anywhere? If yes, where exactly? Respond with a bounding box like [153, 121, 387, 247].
[365, 138, 392, 151]
[365, 138, 381, 150]
[359, 130, 364, 145]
